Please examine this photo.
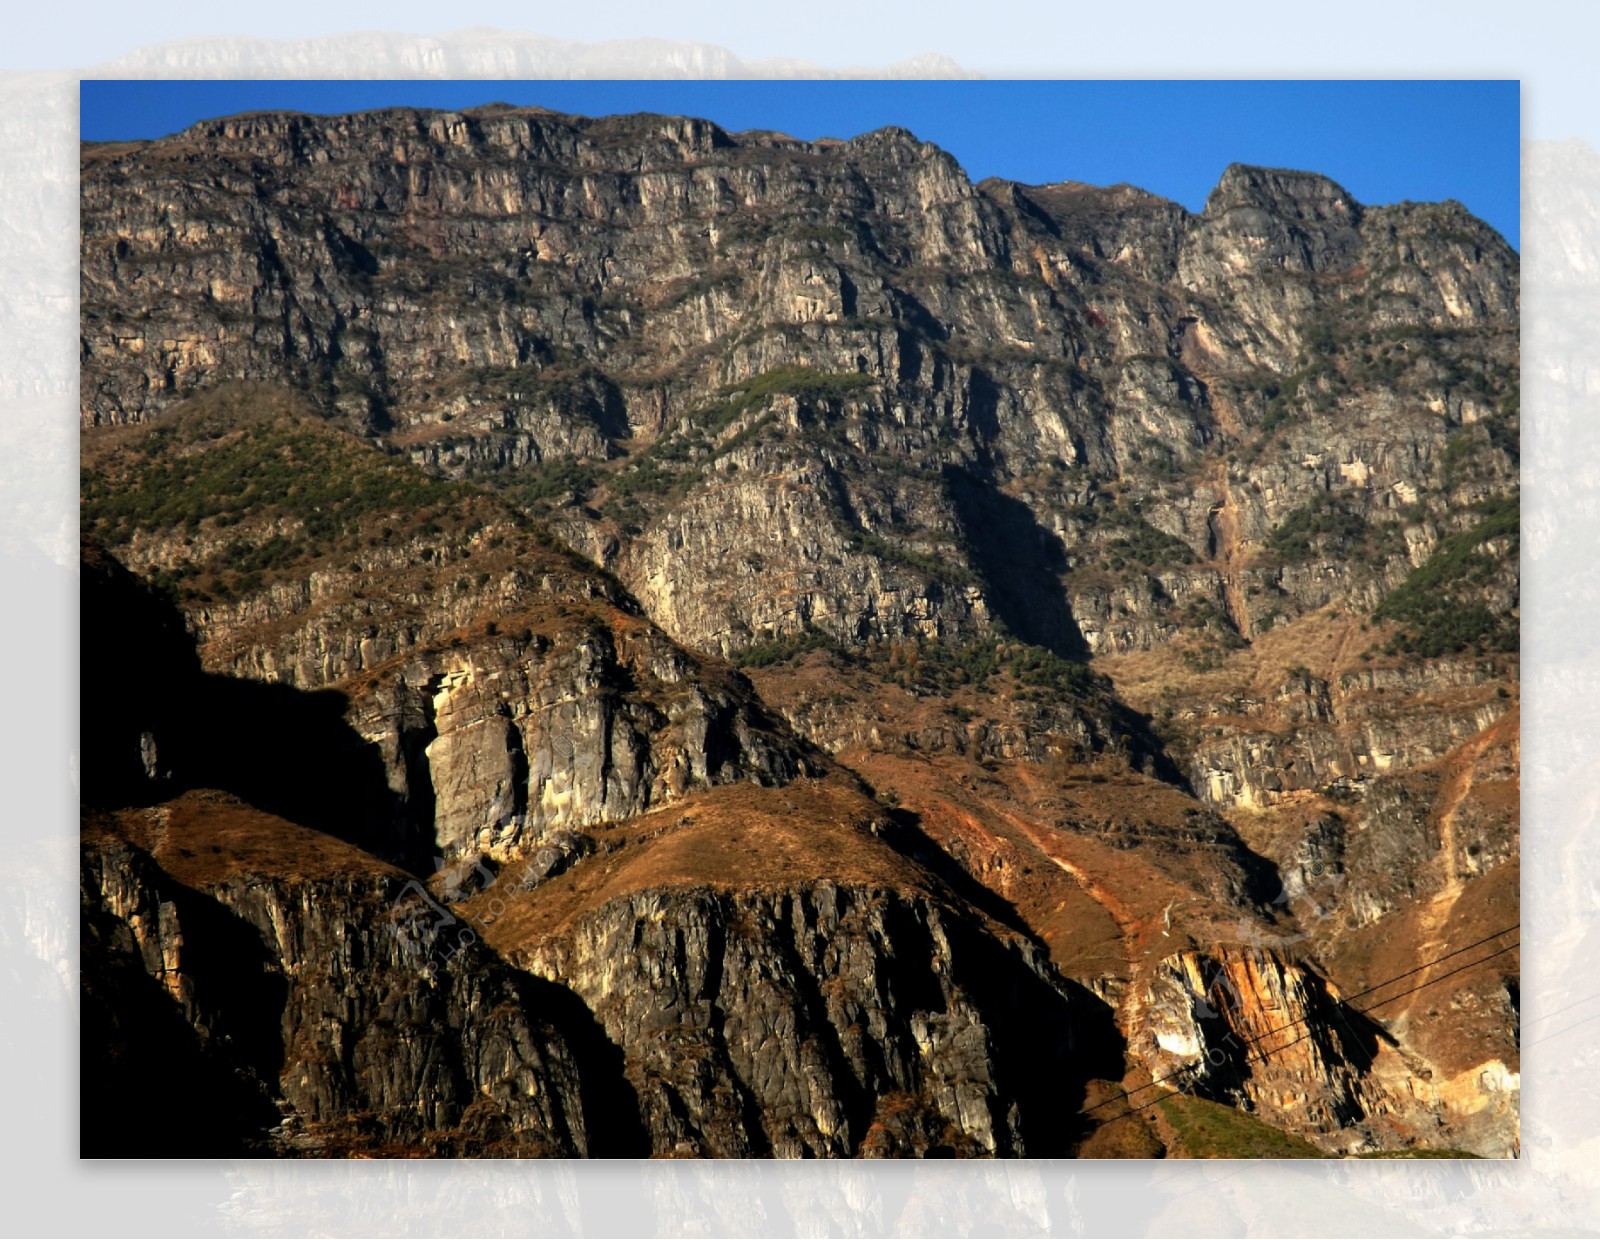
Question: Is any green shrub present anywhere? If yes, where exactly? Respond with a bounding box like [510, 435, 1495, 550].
[1373, 493, 1518, 657]
[734, 624, 837, 668]
[693, 366, 876, 438]
[1258, 361, 1329, 436]
[1068, 500, 1196, 569]
[845, 529, 980, 587]
[862, 634, 1102, 701]
[1266, 493, 1374, 562]
[512, 458, 599, 507]
[82, 411, 472, 551]
[1155, 1094, 1326, 1159]
[80, 388, 487, 600]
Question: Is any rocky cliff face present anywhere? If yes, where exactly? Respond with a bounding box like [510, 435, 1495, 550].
[80, 542, 1128, 1158]
[82, 798, 593, 1156]
[82, 392, 812, 871]
[518, 882, 1085, 1158]
[1134, 945, 1385, 1139]
[80, 107, 1517, 659]
[80, 104, 1518, 1158]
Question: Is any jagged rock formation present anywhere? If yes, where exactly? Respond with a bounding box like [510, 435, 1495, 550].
[1136, 946, 1386, 1138]
[82, 799, 592, 1156]
[79, 107, 1517, 660]
[80, 104, 1519, 1158]
[82, 391, 812, 869]
[79, 535, 1120, 1157]
[518, 882, 1083, 1158]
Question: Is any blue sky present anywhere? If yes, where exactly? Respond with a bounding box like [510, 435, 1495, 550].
[80, 80, 1520, 247]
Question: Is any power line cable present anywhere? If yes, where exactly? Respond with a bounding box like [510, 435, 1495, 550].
[1114, 937, 1519, 1120]
[1082, 924, 1520, 1120]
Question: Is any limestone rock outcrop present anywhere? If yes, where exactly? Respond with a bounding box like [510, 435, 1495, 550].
[80, 104, 1519, 1158]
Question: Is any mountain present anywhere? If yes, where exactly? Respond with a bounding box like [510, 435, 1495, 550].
[79, 105, 1520, 1158]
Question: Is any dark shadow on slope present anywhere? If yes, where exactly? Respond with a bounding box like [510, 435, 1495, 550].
[1319, 986, 1397, 1081]
[1100, 697, 1191, 788]
[882, 806, 1039, 943]
[1234, 840, 1296, 912]
[81, 930, 280, 1157]
[181, 675, 414, 863]
[943, 918, 1126, 1156]
[965, 369, 1004, 445]
[928, 481, 1194, 787]
[80, 539, 203, 809]
[82, 541, 432, 869]
[941, 464, 1089, 660]
[869, 804, 1130, 1155]
[81, 863, 287, 1156]
[1176, 804, 1291, 911]
[518, 973, 652, 1157]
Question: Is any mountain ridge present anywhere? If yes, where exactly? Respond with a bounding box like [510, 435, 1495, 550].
[79, 104, 1519, 1158]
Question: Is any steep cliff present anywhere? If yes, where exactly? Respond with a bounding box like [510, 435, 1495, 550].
[80, 108, 1517, 663]
[80, 104, 1519, 1158]
[83, 388, 813, 870]
[82, 796, 594, 1156]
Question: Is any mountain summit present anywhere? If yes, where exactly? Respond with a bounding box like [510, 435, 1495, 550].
[80, 106, 1519, 1158]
